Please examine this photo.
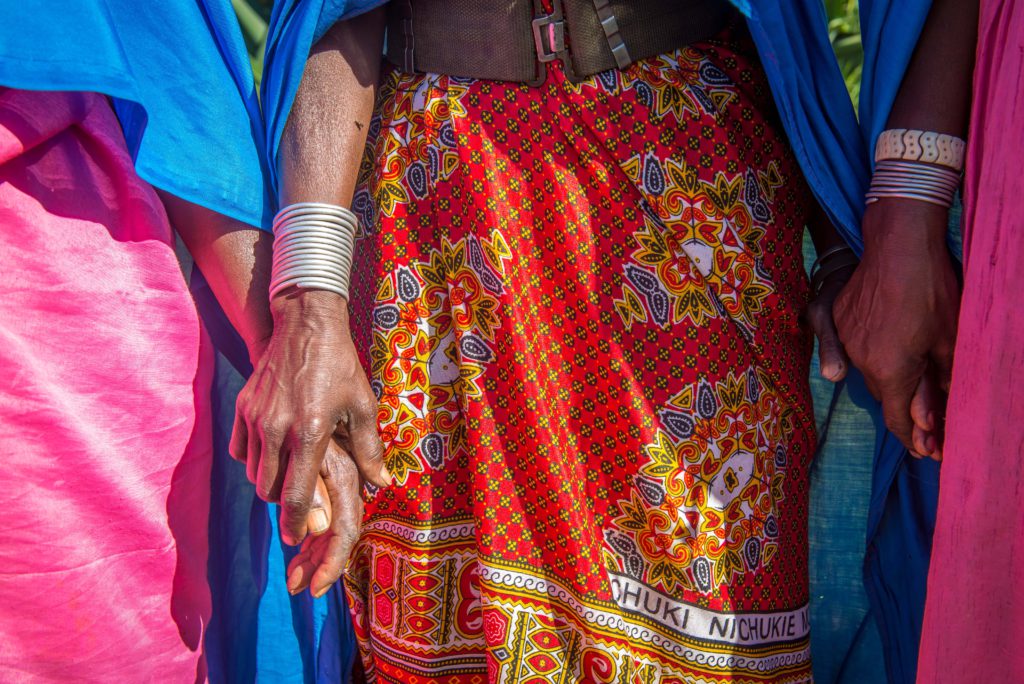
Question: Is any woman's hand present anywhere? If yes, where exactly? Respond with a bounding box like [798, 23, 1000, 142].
[230, 289, 390, 546]
[833, 199, 960, 458]
[287, 438, 365, 598]
[808, 260, 857, 383]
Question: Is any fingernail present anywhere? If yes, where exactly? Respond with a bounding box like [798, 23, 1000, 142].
[313, 584, 332, 599]
[309, 508, 329, 535]
[925, 435, 936, 454]
[287, 570, 302, 595]
[380, 467, 393, 487]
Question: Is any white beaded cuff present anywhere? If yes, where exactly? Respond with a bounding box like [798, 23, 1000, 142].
[874, 128, 966, 171]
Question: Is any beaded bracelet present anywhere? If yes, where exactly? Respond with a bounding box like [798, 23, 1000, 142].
[874, 129, 966, 172]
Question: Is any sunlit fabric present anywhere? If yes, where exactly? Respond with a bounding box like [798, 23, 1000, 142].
[0, 0, 270, 228]
[918, 2, 1024, 680]
[0, 89, 214, 682]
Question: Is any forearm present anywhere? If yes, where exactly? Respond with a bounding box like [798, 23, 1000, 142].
[159, 190, 274, 360]
[277, 8, 386, 208]
[886, 0, 979, 138]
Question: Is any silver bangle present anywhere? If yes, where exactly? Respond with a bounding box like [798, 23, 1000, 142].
[270, 202, 357, 301]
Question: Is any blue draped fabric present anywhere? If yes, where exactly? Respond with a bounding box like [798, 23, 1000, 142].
[735, 3, 938, 683]
[0, 0, 271, 229]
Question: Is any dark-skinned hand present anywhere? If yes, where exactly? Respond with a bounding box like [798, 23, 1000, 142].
[834, 199, 960, 459]
[807, 259, 858, 383]
[230, 289, 390, 546]
[287, 437, 365, 598]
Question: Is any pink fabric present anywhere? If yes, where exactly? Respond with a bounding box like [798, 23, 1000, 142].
[917, 2, 1024, 681]
[0, 90, 213, 682]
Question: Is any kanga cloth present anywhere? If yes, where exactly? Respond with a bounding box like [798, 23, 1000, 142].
[0, 89, 214, 682]
[344, 19, 817, 683]
[916, 1, 1024, 680]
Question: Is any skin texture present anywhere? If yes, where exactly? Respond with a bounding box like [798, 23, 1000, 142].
[228, 9, 390, 598]
[834, 0, 980, 460]
[159, 192, 336, 538]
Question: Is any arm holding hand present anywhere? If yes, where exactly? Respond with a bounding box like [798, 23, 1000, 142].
[228, 8, 390, 597]
[834, 0, 979, 459]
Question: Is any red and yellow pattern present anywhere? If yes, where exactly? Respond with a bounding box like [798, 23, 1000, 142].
[347, 20, 816, 684]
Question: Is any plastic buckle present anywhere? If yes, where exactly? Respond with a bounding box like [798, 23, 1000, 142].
[531, 13, 566, 63]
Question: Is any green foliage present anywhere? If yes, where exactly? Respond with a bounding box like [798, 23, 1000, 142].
[232, 1, 864, 103]
[233, 0, 270, 84]
[825, 0, 863, 107]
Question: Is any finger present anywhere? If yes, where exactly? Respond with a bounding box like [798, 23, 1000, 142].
[286, 538, 316, 595]
[912, 423, 931, 458]
[256, 422, 288, 502]
[246, 428, 261, 486]
[931, 339, 956, 393]
[229, 409, 248, 463]
[813, 312, 850, 383]
[310, 444, 364, 598]
[910, 375, 938, 433]
[306, 475, 331, 537]
[278, 430, 331, 546]
[880, 384, 917, 452]
[344, 407, 392, 488]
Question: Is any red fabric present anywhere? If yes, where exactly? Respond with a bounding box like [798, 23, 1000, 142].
[346, 24, 816, 683]
[0, 90, 213, 682]
[917, 1, 1024, 680]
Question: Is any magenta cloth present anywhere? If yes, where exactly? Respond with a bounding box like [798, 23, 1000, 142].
[916, 2, 1024, 681]
[0, 89, 213, 682]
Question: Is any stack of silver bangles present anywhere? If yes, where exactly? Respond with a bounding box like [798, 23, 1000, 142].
[865, 159, 962, 209]
[269, 202, 357, 300]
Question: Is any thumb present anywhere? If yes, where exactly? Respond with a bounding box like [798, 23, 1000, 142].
[306, 475, 332, 537]
[809, 300, 849, 382]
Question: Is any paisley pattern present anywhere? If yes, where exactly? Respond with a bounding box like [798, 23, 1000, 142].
[346, 19, 816, 684]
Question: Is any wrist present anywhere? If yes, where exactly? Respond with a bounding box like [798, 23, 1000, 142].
[861, 198, 949, 256]
[271, 287, 351, 328]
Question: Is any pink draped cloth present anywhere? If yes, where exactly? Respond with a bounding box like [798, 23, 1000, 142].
[917, 2, 1024, 681]
[0, 89, 213, 681]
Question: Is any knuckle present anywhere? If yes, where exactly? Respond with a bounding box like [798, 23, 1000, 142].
[351, 396, 379, 425]
[282, 491, 311, 516]
[339, 529, 361, 550]
[259, 418, 286, 441]
[295, 421, 327, 447]
[256, 483, 277, 502]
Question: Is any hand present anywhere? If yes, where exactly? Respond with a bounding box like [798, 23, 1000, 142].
[230, 289, 390, 546]
[833, 199, 960, 455]
[807, 259, 856, 383]
[286, 438, 365, 598]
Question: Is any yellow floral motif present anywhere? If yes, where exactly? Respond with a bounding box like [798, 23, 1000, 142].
[370, 232, 512, 485]
[607, 369, 794, 593]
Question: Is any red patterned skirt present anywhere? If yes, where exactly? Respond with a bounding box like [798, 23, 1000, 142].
[347, 22, 816, 684]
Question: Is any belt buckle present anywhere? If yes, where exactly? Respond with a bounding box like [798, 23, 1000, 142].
[530, 0, 578, 85]
[532, 13, 566, 63]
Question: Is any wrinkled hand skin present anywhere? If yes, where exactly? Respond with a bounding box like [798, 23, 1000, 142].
[834, 199, 961, 459]
[287, 439, 365, 598]
[230, 289, 390, 548]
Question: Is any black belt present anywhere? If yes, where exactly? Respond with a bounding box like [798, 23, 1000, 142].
[386, 0, 733, 85]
